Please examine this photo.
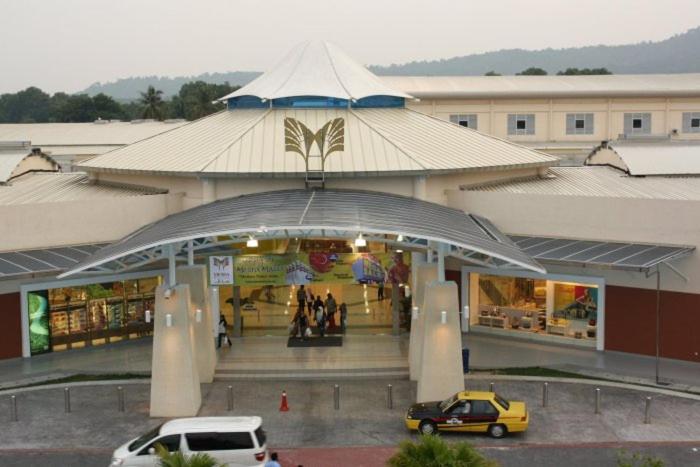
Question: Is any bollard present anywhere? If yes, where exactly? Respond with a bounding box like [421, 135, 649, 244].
[10, 395, 18, 422]
[227, 385, 234, 411]
[644, 397, 652, 424]
[542, 382, 549, 407]
[489, 382, 495, 392]
[64, 387, 71, 413]
[387, 384, 393, 410]
[333, 384, 340, 410]
[117, 386, 125, 412]
[594, 388, 601, 414]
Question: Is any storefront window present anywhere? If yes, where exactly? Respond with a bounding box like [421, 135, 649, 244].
[472, 273, 598, 344]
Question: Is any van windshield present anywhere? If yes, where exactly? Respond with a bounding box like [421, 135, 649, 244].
[129, 424, 163, 452]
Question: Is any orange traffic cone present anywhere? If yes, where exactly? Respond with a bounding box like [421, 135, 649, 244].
[279, 390, 289, 412]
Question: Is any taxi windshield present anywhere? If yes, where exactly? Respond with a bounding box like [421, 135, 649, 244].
[438, 394, 458, 412]
[494, 394, 510, 410]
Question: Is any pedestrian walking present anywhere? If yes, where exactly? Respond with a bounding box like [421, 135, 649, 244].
[325, 293, 337, 330]
[296, 285, 307, 312]
[218, 316, 232, 348]
[299, 311, 310, 340]
[306, 287, 314, 314]
[340, 302, 348, 333]
[378, 281, 385, 301]
[265, 452, 281, 467]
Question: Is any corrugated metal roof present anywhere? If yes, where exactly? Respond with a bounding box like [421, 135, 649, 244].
[509, 235, 694, 271]
[380, 74, 700, 99]
[0, 172, 166, 205]
[0, 243, 107, 277]
[42, 145, 122, 156]
[79, 108, 556, 176]
[465, 166, 700, 200]
[0, 121, 187, 146]
[588, 141, 700, 176]
[219, 41, 411, 102]
[59, 189, 544, 277]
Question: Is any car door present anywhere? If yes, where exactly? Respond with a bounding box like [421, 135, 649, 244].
[463, 400, 500, 432]
[439, 400, 472, 431]
[131, 434, 181, 466]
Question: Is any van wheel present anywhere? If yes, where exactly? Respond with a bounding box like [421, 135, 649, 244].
[418, 420, 438, 435]
[488, 423, 507, 438]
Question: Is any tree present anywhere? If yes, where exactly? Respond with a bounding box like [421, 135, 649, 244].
[92, 93, 126, 120]
[557, 67, 613, 75]
[387, 435, 498, 467]
[517, 67, 548, 76]
[140, 85, 165, 120]
[174, 81, 239, 120]
[0, 87, 51, 123]
[484, 71, 501, 76]
[155, 443, 222, 467]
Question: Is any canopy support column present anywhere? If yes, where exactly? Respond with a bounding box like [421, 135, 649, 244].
[437, 243, 446, 282]
[187, 240, 194, 266]
[168, 244, 176, 287]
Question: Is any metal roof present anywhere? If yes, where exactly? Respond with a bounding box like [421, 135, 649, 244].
[219, 41, 411, 102]
[464, 166, 700, 200]
[59, 189, 545, 277]
[78, 108, 557, 176]
[0, 144, 59, 184]
[509, 235, 694, 271]
[0, 172, 167, 205]
[0, 121, 187, 147]
[0, 243, 107, 279]
[0, 149, 33, 183]
[380, 74, 700, 99]
[587, 141, 700, 176]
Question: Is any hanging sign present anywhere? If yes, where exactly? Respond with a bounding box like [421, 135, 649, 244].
[209, 256, 234, 285]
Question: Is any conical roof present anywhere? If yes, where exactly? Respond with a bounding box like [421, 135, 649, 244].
[218, 41, 412, 102]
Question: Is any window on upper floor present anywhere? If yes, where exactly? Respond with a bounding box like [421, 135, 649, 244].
[566, 113, 594, 135]
[624, 113, 651, 135]
[449, 114, 478, 129]
[682, 112, 700, 133]
[507, 114, 535, 136]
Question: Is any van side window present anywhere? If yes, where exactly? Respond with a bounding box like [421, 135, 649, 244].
[186, 432, 254, 451]
[138, 434, 180, 455]
[255, 427, 266, 447]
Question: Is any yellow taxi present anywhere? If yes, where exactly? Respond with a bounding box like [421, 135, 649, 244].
[404, 391, 529, 438]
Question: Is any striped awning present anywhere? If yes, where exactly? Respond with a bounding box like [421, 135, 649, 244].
[509, 235, 694, 271]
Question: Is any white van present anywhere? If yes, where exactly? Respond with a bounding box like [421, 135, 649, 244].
[109, 417, 269, 467]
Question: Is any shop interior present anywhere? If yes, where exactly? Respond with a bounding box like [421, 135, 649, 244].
[469, 273, 599, 344]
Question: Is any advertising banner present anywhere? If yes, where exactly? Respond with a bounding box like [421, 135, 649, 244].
[28, 290, 50, 355]
[226, 252, 410, 286]
[209, 256, 234, 285]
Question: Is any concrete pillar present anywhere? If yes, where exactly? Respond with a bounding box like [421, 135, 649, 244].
[209, 286, 221, 345]
[150, 284, 202, 417]
[409, 263, 438, 381]
[417, 280, 465, 403]
[411, 251, 426, 297]
[232, 285, 242, 338]
[201, 178, 216, 204]
[176, 265, 217, 383]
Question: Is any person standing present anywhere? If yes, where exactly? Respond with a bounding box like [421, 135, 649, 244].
[306, 287, 314, 315]
[218, 316, 232, 348]
[296, 285, 307, 313]
[315, 302, 326, 337]
[378, 281, 385, 301]
[339, 302, 348, 333]
[299, 311, 309, 340]
[265, 452, 281, 467]
[325, 293, 337, 330]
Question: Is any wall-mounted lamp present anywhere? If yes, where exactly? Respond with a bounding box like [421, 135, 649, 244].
[145, 310, 152, 323]
[395, 249, 403, 253]
[365, 307, 370, 314]
[354, 234, 367, 247]
[396, 234, 404, 242]
[404, 285, 411, 298]
[246, 237, 258, 248]
[412, 306, 419, 320]
[440, 310, 447, 325]
[163, 288, 173, 299]
[462, 306, 469, 318]
[166, 313, 173, 327]
[195, 309, 202, 323]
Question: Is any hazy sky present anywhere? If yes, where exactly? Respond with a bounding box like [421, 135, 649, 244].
[1, 0, 699, 94]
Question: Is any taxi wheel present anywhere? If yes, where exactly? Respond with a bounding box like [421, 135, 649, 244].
[418, 420, 438, 436]
[488, 423, 507, 439]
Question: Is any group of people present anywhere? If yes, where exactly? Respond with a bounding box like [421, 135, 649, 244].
[291, 285, 348, 339]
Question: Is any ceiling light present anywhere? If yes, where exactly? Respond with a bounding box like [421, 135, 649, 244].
[397, 235, 404, 242]
[355, 234, 366, 247]
[396, 249, 403, 253]
[441, 310, 447, 325]
[247, 237, 258, 248]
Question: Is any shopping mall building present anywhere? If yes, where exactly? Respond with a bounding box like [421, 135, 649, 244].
[1, 41, 699, 374]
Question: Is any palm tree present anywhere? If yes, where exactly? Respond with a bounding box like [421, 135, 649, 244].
[387, 435, 498, 467]
[155, 444, 222, 467]
[140, 85, 165, 120]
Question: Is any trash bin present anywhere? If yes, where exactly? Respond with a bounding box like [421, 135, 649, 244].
[461, 347, 470, 374]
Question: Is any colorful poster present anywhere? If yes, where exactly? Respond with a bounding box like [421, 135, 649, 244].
[209, 256, 234, 285]
[553, 283, 598, 321]
[28, 290, 50, 355]
[223, 252, 410, 286]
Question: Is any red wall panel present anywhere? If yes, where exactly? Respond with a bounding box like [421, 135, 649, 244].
[605, 285, 700, 362]
[0, 292, 22, 359]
